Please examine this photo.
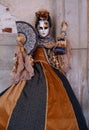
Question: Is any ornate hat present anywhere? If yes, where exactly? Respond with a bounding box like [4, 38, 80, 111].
[35, 9, 52, 28]
[16, 21, 37, 55]
[35, 9, 49, 20]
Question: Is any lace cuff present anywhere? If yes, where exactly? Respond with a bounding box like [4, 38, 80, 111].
[11, 46, 34, 84]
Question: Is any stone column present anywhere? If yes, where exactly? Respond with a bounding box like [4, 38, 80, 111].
[55, 0, 89, 126]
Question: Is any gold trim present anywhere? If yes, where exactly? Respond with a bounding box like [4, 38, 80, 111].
[41, 62, 48, 130]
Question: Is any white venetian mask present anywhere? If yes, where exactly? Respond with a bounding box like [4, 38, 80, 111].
[37, 20, 50, 37]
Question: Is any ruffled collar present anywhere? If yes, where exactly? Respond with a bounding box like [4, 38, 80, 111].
[37, 34, 54, 46]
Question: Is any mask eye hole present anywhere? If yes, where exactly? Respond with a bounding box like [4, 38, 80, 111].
[44, 27, 48, 29]
[39, 27, 43, 30]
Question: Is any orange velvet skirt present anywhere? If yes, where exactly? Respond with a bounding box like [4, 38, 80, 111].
[0, 47, 88, 130]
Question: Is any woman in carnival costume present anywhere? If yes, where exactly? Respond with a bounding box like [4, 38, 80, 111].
[0, 9, 88, 130]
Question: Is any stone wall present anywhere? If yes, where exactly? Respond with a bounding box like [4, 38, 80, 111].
[0, 4, 17, 92]
[0, 34, 17, 92]
[0, 0, 55, 25]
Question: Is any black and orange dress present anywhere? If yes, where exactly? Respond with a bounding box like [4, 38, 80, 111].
[0, 35, 88, 130]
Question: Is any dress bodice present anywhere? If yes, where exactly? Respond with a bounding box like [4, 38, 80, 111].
[34, 47, 48, 64]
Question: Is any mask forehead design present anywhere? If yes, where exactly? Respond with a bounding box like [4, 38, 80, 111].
[39, 20, 49, 28]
